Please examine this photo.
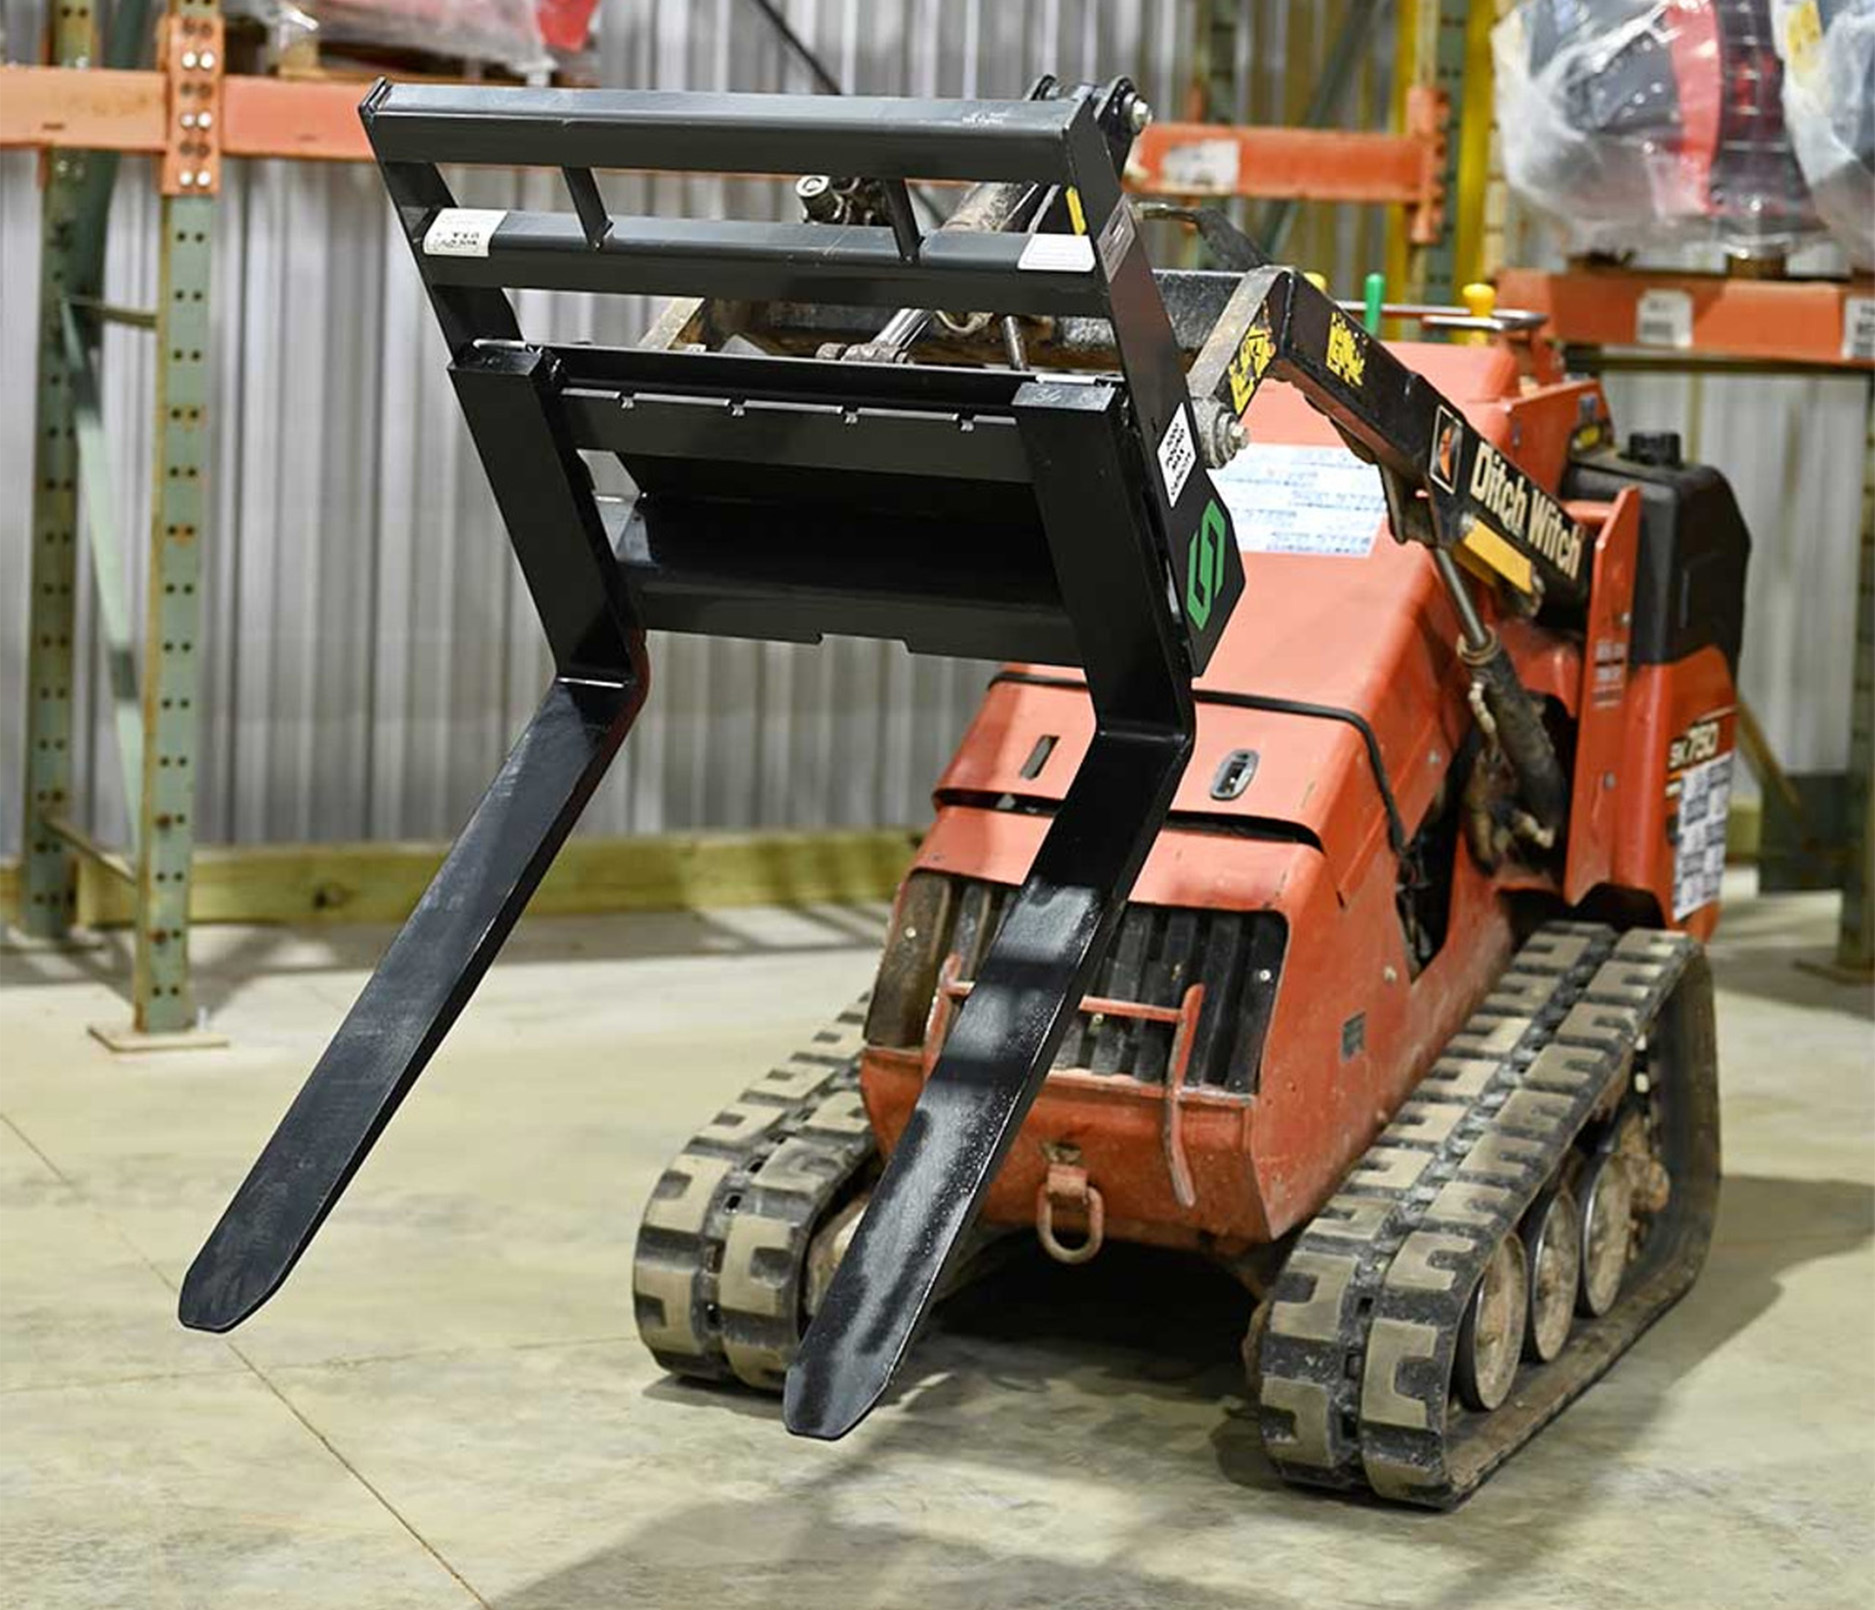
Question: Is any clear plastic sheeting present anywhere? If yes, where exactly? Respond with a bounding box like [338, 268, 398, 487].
[1774, 0, 1875, 267]
[1495, 0, 1821, 257]
[224, 0, 557, 80]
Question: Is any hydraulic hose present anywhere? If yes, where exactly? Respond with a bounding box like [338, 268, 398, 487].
[1433, 550, 1571, 844]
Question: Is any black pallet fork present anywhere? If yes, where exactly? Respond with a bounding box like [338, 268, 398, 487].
[178, 80, 1249, 1440]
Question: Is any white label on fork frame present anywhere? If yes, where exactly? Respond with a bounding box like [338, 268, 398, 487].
[1156, 405, 1198, 507]
[424, 208, 508, 258]
[1017, 233, 1096, 273]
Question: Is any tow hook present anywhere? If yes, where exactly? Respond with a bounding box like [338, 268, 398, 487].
[1036, 1157, 1105, 1265]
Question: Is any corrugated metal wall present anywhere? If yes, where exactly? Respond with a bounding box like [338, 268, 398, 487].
[1, 1, 1862, 858]
[0, 0, 1402, 854]
[1600, 367, 1867, 798]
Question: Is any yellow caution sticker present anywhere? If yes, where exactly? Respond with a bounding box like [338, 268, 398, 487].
[1784, 0, 1822, 76]
[1228, 323, 1276, 414]
[1326, 313, 1366, 388]
[1459, 522, 1535, 595]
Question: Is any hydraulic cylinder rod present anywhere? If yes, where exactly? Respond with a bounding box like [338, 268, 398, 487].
[1432, 548, 1571, 843]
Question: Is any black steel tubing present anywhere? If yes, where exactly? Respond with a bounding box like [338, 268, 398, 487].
[420, 215, 1112, 317]
[785, 380, 1199, 1439]
[361, 82, 1089, 182]
[178, 677, 642, 1333]
[558, 391, 1034, 485]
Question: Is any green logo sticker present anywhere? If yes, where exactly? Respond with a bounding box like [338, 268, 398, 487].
[1186, 499, 1228, 630]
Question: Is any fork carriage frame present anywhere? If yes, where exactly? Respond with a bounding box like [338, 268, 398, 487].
[180, 76, 1603, 1445]
[179, 80, 1252, 1440]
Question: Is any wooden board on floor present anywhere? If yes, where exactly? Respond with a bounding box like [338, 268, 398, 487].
[0, 829, 920, 930]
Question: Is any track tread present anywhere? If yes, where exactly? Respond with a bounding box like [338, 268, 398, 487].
[632, 997, 877, 1389]
[1258, 923, 1712, 1506]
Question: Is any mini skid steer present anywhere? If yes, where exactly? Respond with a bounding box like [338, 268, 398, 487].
[181, 77, 1749, 1508]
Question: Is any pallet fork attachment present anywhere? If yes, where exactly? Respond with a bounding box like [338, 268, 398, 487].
[179, 81, 1246, 1439]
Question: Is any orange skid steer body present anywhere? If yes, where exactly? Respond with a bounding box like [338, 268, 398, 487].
[862, 344, 1736, 1263]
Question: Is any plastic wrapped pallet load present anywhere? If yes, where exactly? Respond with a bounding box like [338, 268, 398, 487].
[1494, 0, 1825, 260]
[1773, 0, 1875, 268]
[224, 0, 602, 81]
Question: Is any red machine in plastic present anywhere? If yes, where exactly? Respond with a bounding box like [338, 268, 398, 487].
[1497, 0, 1818, 255]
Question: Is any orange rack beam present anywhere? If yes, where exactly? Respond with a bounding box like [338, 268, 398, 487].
[2, 63, 374, 163]
[1497, 265, 1875, 371]
[1132, 122, 1429, 203]
[223, 76, 374, 162]
[2, 65, 167, 153]
[4, 62, 1449, 214]
[1128, 85, 1446, 243]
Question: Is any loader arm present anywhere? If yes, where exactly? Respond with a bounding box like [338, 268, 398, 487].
[1189, 265, 1591, 610]
[1188, 264, 1587, 839]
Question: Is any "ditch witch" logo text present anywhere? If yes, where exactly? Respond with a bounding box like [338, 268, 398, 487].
[1469, 440, 1585, 583]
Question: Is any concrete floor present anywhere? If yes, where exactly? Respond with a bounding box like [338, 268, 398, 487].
[2, 874, 1870, 1609]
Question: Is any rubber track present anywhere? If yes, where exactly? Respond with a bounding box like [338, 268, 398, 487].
[1258, 923, 1703, 1507]
[632, 998, 878, 1391]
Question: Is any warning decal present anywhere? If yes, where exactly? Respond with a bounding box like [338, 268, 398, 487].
[1214, 443, 1386, 559]
[1636, 288, 1694, 349]
[1017, 234, 1096, 273]
[1158, 138, 1241, 193]
[1669, 715, 1733, 921]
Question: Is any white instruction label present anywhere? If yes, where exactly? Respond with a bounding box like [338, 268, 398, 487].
[1672, 750, 1732, 920]
[1156, 407, 1198, 507]
[1635, 288, 1694, 349]
[1844, 296, 1875, 362]
[1159, 137, 1240, 194]
[1214, 443, 1387, 558]
[1017, 234, 1096, 273]
[423, 208, 508, 258]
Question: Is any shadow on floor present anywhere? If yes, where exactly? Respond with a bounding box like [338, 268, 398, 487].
[1705, 889, 1874, 1020]
[1707, 942, 1874, 1021]
[497, 1172, 1873, 1610]
[495, 1509, 1286, 1610]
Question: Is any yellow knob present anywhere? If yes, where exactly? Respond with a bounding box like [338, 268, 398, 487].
[1460, 282, 1497, 345]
